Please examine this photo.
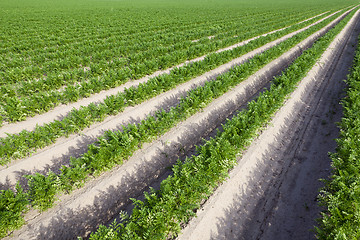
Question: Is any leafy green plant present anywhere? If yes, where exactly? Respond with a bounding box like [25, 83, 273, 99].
[0, 184, 28, 238]
[26, 172, 59, 211]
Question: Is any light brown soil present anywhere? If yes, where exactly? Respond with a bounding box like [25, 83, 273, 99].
[178, 8, 360, 240]
[3, 8, 356, 240]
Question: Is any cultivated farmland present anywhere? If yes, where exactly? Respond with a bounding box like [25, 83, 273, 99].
[1, 0, 360, 239]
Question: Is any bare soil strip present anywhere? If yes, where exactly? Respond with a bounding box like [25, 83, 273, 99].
[0, 9, 348, 190]
[0, 10, 335, 137]
[178, 9, 360, 240]
[4, 8, 356, 240]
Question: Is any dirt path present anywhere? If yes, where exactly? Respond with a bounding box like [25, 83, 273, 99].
[4, 8, 356, 240]
[178, 8, 360, 240]
[0, 9, 349, 190]
[0, 11, 334, 137]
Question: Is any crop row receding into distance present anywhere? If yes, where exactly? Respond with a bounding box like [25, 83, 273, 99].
[0, 2, 358, 239]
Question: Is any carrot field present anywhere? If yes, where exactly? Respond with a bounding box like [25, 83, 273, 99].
[1, 0, 359, 239]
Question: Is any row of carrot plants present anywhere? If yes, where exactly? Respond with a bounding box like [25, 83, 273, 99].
[0, 8, 284, 57]
[1, 7, 237, 55]
[2, 11, 313, 85]
[0, 11, 329, 123]
[0, 9, 344, 164]
[1, 9, 314, 89]
[0, 10, 306, 79]
[315, 35, 360, 239]
[0, 7, 355, 239]
[1, 6, 324, 68]
[86, 8, 356, 239]
[1, 12, 240, 51]
[0, 11, 309, 99]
